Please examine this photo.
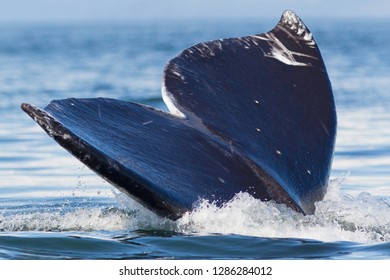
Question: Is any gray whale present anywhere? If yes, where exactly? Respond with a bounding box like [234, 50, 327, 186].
[22, 10, 337, 220]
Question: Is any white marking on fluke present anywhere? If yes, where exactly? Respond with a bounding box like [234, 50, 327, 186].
[281, 10, 315, 46]
[142, 120, 154, 125]
[262, 33, 310, 67]
[252, 10, 318, 66]
[161, 82, 186, 119]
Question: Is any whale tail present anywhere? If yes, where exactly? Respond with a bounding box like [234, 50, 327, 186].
[22, 10, 336, 219]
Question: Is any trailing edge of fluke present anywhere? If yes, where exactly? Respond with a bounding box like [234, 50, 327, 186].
[22, 10, 337, 220]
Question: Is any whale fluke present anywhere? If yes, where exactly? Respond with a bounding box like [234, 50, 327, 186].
[21, 10, 336, 220]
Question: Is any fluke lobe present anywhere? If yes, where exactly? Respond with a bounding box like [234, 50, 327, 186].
[22, 10, 337, 220]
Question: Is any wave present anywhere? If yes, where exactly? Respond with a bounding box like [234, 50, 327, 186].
[1, 178, 389, 243]
[178, 181, 390, 243]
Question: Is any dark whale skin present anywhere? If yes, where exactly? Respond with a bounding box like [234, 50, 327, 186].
[22, 10, 336, 220]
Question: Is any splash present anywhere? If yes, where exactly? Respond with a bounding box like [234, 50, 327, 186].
[0, 208, 130, 232]
[1, 179, 389, 243]
[0, 192, 172, 232]
[177, 179, 390, 243]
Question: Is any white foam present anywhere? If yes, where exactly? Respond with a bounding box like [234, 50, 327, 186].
[2, 180, 389, 243]
[0, 208, 130, 232]
[0, 192, 173, 232]
[176, 179, 390, 243]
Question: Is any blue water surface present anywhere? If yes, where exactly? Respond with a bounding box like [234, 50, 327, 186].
[0, 16, 390, 259]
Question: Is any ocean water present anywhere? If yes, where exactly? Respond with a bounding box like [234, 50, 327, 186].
[0, 17, 390, 260]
